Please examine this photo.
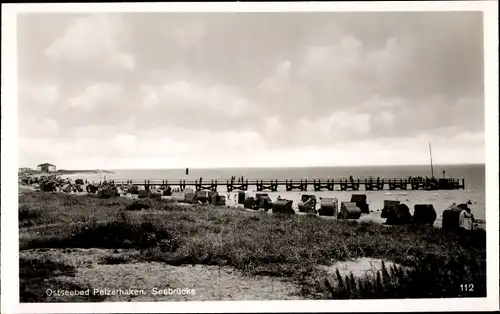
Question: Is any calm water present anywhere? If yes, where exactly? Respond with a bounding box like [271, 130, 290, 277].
[63, 164, 486, 222]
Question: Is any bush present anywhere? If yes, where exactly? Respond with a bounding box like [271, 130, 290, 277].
[23, 218, 181, 251]
[323, 255, 486, 299]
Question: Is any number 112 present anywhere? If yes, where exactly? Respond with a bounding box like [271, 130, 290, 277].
[460, 284, 474, 292]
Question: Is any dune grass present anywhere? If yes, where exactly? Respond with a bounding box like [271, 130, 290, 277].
[19, 191, 486, 300]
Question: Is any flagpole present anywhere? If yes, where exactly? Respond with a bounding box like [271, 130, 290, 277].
[429, 142, 434, 178]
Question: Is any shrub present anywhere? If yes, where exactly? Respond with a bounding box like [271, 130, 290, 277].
[323, 255, 486, 299]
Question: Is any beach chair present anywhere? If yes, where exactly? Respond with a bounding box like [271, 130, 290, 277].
[338, 202, 362, 219]
[211, 194, 226, 206]
[237, 191, 247, 204]
[442, 204, 465, 231]
[318, 197, 338, 216]
[150, 189, 162, 200]
[98, 187, 120, 198]
[381, 200, 400, 218]
[171, 192, 186, 202]
[243, 197, 256, 209]
[298, 194, 317, 214]
[350, 194, 369, 214]
[194, 190, 215, 203]
[255, 193, 273, 211]
[385, 203, 412, 225]
[273, 199, 295, 215]
[138, 189, 152, 199]
[184, 192, 197, 204]
[413, 204, 437, 225]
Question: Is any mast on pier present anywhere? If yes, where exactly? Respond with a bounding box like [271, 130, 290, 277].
[429, 142, 435, 178]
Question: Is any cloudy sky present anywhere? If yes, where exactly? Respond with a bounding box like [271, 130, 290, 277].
[17, 11, 484, 170]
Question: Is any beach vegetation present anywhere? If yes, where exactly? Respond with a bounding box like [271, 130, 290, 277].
[19, 191, 486, 301]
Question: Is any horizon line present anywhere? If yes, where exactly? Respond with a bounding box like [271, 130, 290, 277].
[47, 162, 486, 171]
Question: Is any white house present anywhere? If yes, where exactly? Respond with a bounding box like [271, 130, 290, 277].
[37, 163, 56, 172]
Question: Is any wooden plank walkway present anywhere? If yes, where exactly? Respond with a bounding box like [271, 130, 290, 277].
[94, 177, 465, 192]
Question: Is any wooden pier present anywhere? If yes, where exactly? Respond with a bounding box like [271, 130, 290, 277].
[101, 177, 465, 192]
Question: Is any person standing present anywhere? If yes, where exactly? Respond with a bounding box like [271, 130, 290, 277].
[459, 206, 474, 232]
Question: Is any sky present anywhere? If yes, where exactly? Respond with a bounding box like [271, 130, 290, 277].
[17, 11, 485, 170]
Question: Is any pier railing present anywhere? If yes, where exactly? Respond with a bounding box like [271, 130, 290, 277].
[94, 177, 465, 192]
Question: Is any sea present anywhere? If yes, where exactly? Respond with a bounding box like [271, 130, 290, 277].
[62, 164, 486, 225]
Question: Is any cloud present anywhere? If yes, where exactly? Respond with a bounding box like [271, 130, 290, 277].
[295, 111, 372, 145]
[255, 30, 483, 141]
[44, 14, 134, 71]
[138, 85, 159, 108]
[109, 53, 135, 71]
[302, 35, 364, 75]
[19, 84, 60, 108]
[256, 34, 418, 121]
[170, 20, 208, 48]
[66, 83, 122, 111]
[144, 79, 253, 118]
[257, 60, 292, 95]
[18, 127, 484, 169]
[19, 116, 59, 138]
[18, 127, 265, 169]
[17, 12, 485, 168]
[69, 125, 116, 138]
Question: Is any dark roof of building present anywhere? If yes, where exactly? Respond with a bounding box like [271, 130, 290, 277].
[37, 163, 55, 167]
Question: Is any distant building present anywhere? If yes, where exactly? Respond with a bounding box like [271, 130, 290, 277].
[37, 163, 56, 172]
[18, 167, 32, 173]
